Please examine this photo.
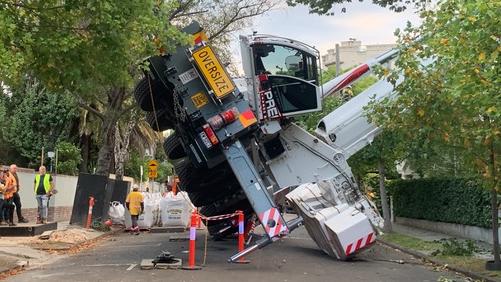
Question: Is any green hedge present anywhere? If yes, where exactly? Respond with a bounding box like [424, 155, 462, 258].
[390, 178, 491, 228]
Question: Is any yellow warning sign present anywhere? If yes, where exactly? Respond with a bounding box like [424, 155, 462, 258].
[191, 92, 209, 109]
[148, 160, 158, 179]
[192, 45, 235, 99]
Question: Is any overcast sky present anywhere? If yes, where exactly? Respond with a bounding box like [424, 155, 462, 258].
[230, 1, 422, 72]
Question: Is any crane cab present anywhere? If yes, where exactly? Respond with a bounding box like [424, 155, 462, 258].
[240, 35, 322, 120]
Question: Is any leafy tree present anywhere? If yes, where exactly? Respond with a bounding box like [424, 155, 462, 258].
[297, 95, 343, 132]
[124, 147, 173, 184]
[0, 1, 188, 175]
[123, 150, 144, 182]
[349, 131, 403, 232]
[286, 0, 427, 14]
[56, 141, 82, 175]
[368, 0, 501, 266]
[172, 0, 276, 74]
[0, 0, 276, 177]
[5, 79, 78, 167]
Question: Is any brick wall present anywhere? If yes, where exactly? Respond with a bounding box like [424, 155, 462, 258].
[19, 206, 73, 222]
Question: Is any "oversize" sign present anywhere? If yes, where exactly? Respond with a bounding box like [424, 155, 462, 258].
[192, 46, 235, 99]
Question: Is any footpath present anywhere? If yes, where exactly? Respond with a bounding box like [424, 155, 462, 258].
[0, 222, 120, 279]
[379, 223, 500, 282]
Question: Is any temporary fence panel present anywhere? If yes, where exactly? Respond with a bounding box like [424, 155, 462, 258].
[70, 173, 108, 226]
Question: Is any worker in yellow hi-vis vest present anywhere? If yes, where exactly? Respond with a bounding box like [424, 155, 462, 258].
[33, 166, 54, 224]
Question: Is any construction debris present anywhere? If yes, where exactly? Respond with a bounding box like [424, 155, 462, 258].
[46, 229, 95, 244]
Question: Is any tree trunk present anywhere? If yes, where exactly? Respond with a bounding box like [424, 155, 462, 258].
[95, 87, 127, 176]
[114, 117, 136, 180]
[79, 133, 91, 173]
[488, 136, 500, 264]
[378, 159, 392, 233]
[491, 186, 500, 263]
[95, 118, 115, 176]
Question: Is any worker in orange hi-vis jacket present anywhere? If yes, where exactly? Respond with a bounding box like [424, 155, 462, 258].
[126, 184, 144, 235]
[3, 169, 17, 226]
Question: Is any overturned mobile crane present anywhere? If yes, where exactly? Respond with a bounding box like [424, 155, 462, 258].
[134, 22, 400, 261]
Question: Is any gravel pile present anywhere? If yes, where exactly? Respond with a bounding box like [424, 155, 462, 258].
[48, 229, 94, 244]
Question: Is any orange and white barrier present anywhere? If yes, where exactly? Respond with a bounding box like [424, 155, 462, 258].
[183, 210, 255, 268]
[86, 196, 95, 229]
[183, 211, 202, 270]
[234, 210, 250, 264]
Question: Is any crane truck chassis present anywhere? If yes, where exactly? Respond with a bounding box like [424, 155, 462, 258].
[134, 21, 399, 261]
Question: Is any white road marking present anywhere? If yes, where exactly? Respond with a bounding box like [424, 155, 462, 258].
[83, 263, 131, 267]
[117, 243, 162, 248]
[126, 264, 137, 271]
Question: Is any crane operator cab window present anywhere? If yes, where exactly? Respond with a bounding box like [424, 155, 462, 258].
[253, 44, 321, 117]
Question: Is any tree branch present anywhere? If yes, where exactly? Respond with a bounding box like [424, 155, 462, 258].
[168, 0, 198, 21]
[119, 104, 137, 117]
[209, 2, 271, 40]
[78, 101, 105, 121]
[173, 9, 209, 18]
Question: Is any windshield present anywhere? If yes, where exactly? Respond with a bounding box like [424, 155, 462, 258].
[253, 44, 318, 84]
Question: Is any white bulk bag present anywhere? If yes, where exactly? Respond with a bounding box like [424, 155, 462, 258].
[108, 201, 125, 225]
[137, 197, 155, 229]
[160, 195, 190, 227]
[152, 192, 162, 226]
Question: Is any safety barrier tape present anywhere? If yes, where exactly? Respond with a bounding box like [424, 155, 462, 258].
[198, 212, 239, 221]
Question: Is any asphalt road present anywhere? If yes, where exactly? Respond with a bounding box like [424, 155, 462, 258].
[7, 225, 470, 282]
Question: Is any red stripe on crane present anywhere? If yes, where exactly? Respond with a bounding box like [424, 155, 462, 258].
[354, 237, 364, 251]
[365, 233, 374, 246]
[345, 243, 353, 255]
[332, 64, 370, 93]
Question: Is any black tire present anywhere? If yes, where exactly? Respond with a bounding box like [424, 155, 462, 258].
[174, 159, 236, 193]
[134, 76, 173, 112]
[163, 134, 186, 160]
[199, 190, 248, 216]
[187, 179, 243, 207]
[146, 108, 174, 131]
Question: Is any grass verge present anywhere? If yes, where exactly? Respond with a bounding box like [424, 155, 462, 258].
[381, 232, 501, 281]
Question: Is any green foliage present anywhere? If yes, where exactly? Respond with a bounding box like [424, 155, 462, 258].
[156, 160, 174, 184]
[5, 80, 78, 166]
[154, 143, 173, 184]
[124, 149, 173, 183]
[286, 0, 427, 14]
[437, 239, 477, 257]
[390, 178, 491, 228]
[0, 1, 187, 94]
[56, 141, 82, 176]
[297, 95, 343, 132]
[348, 131, 403, 178]
[124, 150, 144, 181]
[368, 0, 501, 190]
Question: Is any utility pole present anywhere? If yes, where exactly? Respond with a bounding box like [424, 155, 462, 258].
[41, 146, 45, 166]
[335, 43, 340, 76]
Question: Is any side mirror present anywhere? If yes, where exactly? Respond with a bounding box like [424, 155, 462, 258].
[285, 55, 301, 71]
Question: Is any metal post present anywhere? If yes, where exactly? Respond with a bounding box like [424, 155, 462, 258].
[335, 43, 340, 76]
[41, 146, 45, 166]
[140, 165, 143, 191]
[228, 237, 272, 263]
[55, 149, 58, 175]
